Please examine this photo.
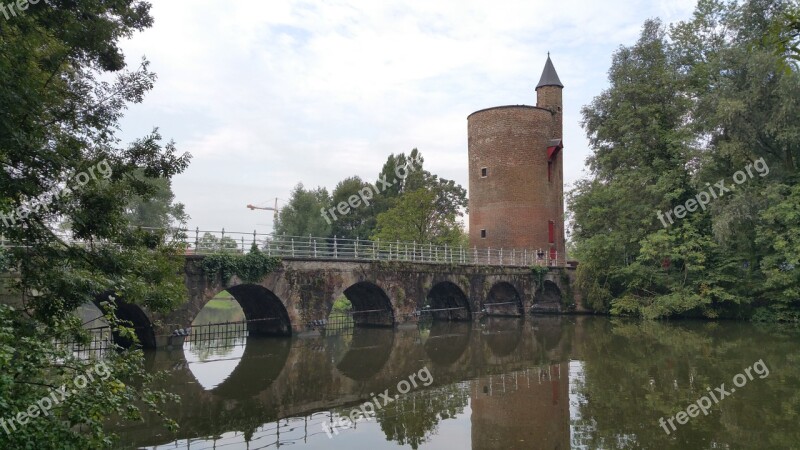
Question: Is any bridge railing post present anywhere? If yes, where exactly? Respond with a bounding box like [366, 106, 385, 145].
[333, 236, 338, 259]
[355, 238, 359, 259]
[374, 239, 378, 260]
[500, 248, 503, 266]
[412, 242, 416, 262]
[444, 243, 448, 263]
[291, 238, 295, 257]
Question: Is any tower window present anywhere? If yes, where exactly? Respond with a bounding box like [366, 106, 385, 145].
[548, 221, 555, 244]
[481, 167, 488, 177]
[480, 229, 486, 238]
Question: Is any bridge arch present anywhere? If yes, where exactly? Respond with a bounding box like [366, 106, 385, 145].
[343, 281, 394, 327]
[533, 280, 562, 310]
[215, 284, 291, 336]
[483, 282, 523, 316]
[426, 281, 471, 321]
[92, 295, 157, 349]
[116, 302, 157, 348]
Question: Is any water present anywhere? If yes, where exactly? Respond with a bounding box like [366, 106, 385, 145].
[116, 316, 800, 449]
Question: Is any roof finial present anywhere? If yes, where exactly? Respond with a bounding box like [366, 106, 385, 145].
[547, 51, 550, 57]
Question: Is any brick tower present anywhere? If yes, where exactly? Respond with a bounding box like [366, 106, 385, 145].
[467, 55, 565, 264]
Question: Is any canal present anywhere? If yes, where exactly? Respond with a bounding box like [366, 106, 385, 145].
[116, 315, 800, 449]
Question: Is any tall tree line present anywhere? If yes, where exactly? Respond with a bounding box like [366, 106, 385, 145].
[274, 148, 469, 247]
[570, 0, 800, 321]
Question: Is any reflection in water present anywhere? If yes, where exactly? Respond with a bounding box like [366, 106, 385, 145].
[184, 296, 248, 390]
[119, 317, 800, 449]
[482, 316, 523, 357]
[334, 328, 395, 381]
[421, 321, 472, 365]
[184, 338, 246, 390]
[471, 365, 569, 450]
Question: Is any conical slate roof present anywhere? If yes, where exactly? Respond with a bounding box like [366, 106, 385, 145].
[536, 54, 563, 89]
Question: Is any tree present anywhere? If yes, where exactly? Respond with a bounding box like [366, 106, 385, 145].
[570, 18, 694, 315]
[274, 183, 331, 237]
[372, 188, 467, 246]
[329, 176, 375, 239]
[571, 0, 800, 320]
[197, 232, 238, 253]
[124, 170, 189, 228]
[765, 0, 800, 65]
[0, 1, 191, 447]
[371, 148, 426, 216]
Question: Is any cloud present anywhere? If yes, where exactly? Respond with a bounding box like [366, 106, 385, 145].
[118, 0, 696, 233]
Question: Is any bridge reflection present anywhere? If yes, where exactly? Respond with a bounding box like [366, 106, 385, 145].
[119, 316, 580, 449]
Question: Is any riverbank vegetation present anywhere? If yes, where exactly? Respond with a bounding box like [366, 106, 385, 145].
[570, 0, 800, 322]
[0, 1, 191, 448]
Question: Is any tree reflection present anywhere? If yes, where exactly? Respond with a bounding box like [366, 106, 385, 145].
[376, 382, 470, 449]
[571, 319, 800, 449]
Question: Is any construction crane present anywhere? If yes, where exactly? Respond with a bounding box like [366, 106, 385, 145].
[246, 198, 280, 229]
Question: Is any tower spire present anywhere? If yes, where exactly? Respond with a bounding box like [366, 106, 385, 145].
[536, 54, 563, 89]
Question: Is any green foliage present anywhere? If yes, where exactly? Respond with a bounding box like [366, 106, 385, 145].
[201, 245, 282, 285]
[530, 265, 550, 303]
[329, 176, 375, 239]
[197, 232, 239, 253]
[124, 170, 189, 228]
[274, 183, 331, 237]
[371, 185, 467, 246]
[0, 1, 192, 447]
[0, 247, 9, 273]
[764, 0, 800, 66]
[274, 149, 466, 242]
[570, 0, 800, 321]
[331, 295, 352, 313]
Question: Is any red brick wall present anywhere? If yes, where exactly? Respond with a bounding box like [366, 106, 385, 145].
[467, 92, 565, 263]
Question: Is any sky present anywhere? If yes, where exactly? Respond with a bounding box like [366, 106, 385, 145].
[117, 0, 699, 235]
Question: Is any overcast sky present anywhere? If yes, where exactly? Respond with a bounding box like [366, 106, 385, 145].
[117, 0, 698, 236]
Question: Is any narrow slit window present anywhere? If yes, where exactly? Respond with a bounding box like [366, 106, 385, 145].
[548, 221, 555, 244]
[481, 167, 488, 177]
[480, 229, 486, 238]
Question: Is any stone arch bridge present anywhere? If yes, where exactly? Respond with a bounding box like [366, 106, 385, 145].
[119, 257, 579, 348]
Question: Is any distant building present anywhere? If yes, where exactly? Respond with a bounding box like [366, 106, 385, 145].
[468, 56, 565, 264]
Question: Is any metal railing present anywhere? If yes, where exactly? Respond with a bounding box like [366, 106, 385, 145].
[184, 228, 563, 267]
[0, 227, 564, 267]
[54, 325, 114, 359]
